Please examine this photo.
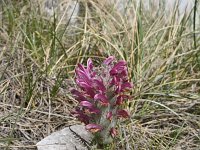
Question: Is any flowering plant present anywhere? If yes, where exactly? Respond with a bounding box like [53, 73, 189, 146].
[71, 56, 132, 146]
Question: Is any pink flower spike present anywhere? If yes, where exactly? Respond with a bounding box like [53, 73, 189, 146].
[110, 127, 118, 138]
[85, 124, 103, 133]
[103, 56, 115, 65]
[71, 57, 132, 143]
[117, 109, 130, 118]
[94, 94, 109, 106]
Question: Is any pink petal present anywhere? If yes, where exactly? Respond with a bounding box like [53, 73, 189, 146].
[94, 94, 109, 106]
[116, 82, 132, 93]
[77, 63, 86, 72]
[85, 124, 103, 133]
[71, 89, 88, 102]
[120, 69, 128, 77]
[110, 60, 127, 75]
[110, 76, 121, 86]
[76, 79, 90, 89]
[106, 111, 112, 121]
[87, 58, 93, 72]
[84, 88, 96, 98]
[87, 108, 101, 114]
[110, 127, 118, 138]
[71, 108, 90, 124]
[75, 69, 92, 85]
[80, 101, 100, 114]
[93, 79, 106, 93]
[116, 95, 130, 105]
[103, 56, 115, 65]
[117, 109, 130, 118]
[76, 79, 95, 97]
[121, 82, 133, 91]
[80, 101, 93, 109]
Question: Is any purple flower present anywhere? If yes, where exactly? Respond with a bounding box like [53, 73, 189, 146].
[116, 95, 130, 105]
[76, 78, 95, 98]
[85, 124, 103, 133]
[110, 60, 127, 75]
[75, 68, 92, 85]
[71, 108, 90, 124]
[77, 59, 94, 76]
[116, 82, 133, 93]
[80, 101, 93, 108]
[87, 58, 93, 72]
[106, 111, 112, 121]
[94, 93, 109, 106]
[93, 79, 106, 93]
[103, 56, 115, 65]
[117, 109, 130, 118]
[75, 60, 97, 98]
[110, 127, 118, 138]
[110, 76, 121, 86]
[71, 89, 88, 102]
[121, 82, 133, 91]
[80, 101, 100, 114]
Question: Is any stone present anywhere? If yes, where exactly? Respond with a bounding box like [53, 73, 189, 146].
[36, 125, 93, 150]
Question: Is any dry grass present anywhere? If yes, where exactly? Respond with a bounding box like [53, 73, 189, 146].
[0, 0, 200, 149]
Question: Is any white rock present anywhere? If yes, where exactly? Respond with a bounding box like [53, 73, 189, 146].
[36, 125, 93, 150]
